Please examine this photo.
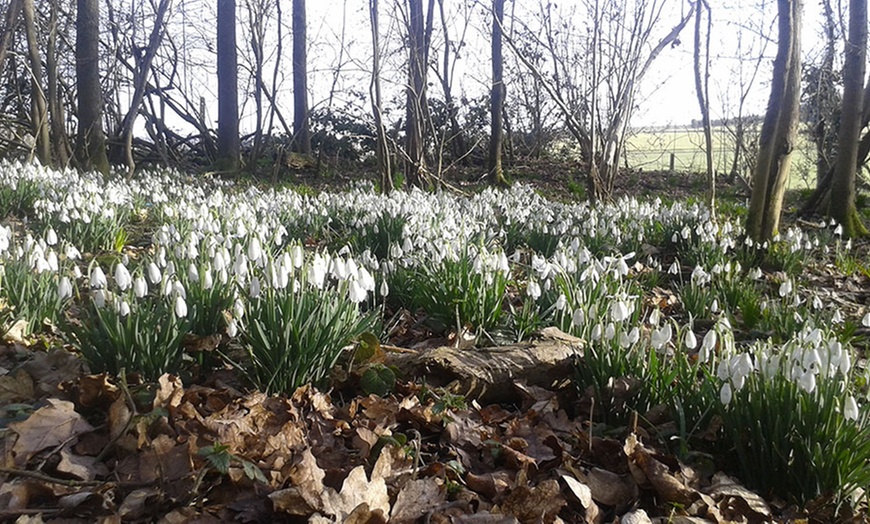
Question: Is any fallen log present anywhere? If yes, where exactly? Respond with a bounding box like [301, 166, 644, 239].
[384, 327, 584, 404]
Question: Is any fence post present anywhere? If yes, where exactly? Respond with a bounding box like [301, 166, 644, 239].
[669, 153, 675, 172]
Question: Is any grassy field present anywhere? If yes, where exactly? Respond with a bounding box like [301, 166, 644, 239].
[625, 126, 817, 190]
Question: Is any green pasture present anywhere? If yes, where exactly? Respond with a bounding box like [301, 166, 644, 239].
[625, 126, 816, 190]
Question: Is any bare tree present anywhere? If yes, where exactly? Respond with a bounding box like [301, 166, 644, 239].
[504, 0, 693, 202]
[217, 0, 240, 171]
[827, 0, 866, 236]
[370, 0, 392, 192]
[113, 0, 171, 174]
[22, 0, 50, 164]
[46, 0, 69, 167]
[488, 0, 507, 186]
[746, 0, 802, 242]
[76, 0, 109, 174]
[693, 0, 713, 208]
[404, 0, 435, 188]
[292, 0, 311, 154]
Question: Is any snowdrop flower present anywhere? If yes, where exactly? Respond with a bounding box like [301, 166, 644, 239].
[572, 308, 586, 327]
[226, 318, 238, 338]
[249, 277, 261, 298]
[834, 224, 843, 236]
[233, 298, 245, 319]
[591, 323, 603, 341]
[844, 395, 860, 421]
[247, 236, 262, 263]
[604, 323, 616, 341]
[114, 263, 132, 291]
[380, 278, 389, 297]
[90, 265, 107, 289]
[610, 300, 630, 323]
[720, 382, 733, 406]
[133, 276, 147, 298]
[202, 267, 214, 290]
[799, 369, 817, 394]
[778, 279, 792, 297]
[832, 309, 843, 324]
[118, 300, 131, 317]
[147, 262, 161, 285]
[554, 294, 567, 311]
[748, 267, 763, 280]
[58, 276, 72, 301]
[174, 295, 188, 318]
[648, 308, 661, 326]
[527, 280, 542, 300]
[651, 323, 672, 350]
[684, 329, 697, 349]
[863, 312, 870, 328]
[188, 263, 199, 283]
[93, 289, 106, 308]
[699, 330, 717, 362]
[813, 296, 823, 310]
[668, 261, 679, 275]
[291, 244, 304, 268]
[349, 280, 367, 303]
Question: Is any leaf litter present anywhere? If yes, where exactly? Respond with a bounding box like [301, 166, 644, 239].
[0, 333, 838, 524]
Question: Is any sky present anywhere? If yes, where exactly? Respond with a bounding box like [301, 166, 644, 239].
[298, 0, 832, 130]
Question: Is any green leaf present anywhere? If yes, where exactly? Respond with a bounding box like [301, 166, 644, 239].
[241, 459, 269, 484]
[360, 364, 395, 396]
[353, 332, 381, 364]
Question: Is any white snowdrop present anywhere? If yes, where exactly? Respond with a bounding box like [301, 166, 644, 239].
[174, 295, 188, 318]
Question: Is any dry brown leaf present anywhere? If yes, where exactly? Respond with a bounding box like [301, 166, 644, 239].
[21, 349, 82, 397]
[9, 398, 94, 466]
[621, 509, 653, 524]
[119, 488, 161, 520]
[560, 473, 601, 523]
[0, 369, 33, 404]
[153, 374, 184, 410]
[498, 479, 565, 523]
[625, 434, 697, 507]
[108, 395, 132, 441]
[57, 448, 107, 480]
[576, 467, 638, 508]
[705, 471, 772, 520]
[4, 319, 28, 343]
[286, 448, 326, 511]
[321, 464, 391, 520]
[76, 374, 119, 408]
[390, 478, 444, 523]
[466, 470, 513, 500]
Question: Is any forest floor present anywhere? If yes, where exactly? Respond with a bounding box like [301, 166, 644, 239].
[1, 162, 870, 524]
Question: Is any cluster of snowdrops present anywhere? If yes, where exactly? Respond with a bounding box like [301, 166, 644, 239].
[0, 160, 869, 509]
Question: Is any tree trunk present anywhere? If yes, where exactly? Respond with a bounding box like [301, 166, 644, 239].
[0, 0, 23, 78]
[488, 0, 507, 186]
[292, 0, 311, 154]
[75, 0, 110, 175]
[693, 0, 714, 209]
[404, 0, 431, 188]
[46, 0, 69, 167]
[22, 0, 50, 165]
[829, 0, 867, 237]
[114, 0, 170, 174]
[745, 0, 802, 242]
[216, 0, 240, 171]
[369, 0, 392, 192]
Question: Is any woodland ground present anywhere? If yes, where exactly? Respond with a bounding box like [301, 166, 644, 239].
[1, 160, 869, 524]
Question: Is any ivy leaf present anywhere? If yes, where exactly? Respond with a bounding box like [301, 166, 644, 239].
[360, 364, 395, 396]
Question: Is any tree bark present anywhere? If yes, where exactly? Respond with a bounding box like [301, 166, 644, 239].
[75, 0, 110, 175]
[693, 0, 714, 209]
[746, 0, 802, 242]
[46, 0, 69, 167]
[404, 0, 432, 188]
[369, 0, 392, 192]
[216, 0, 240, 171]
[829, 0, 867, 237]
[22, 0, 50, 165]
[0, 0, 23, 79]
[488, 0, 507, 186]
[292, 0, 311, 154]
